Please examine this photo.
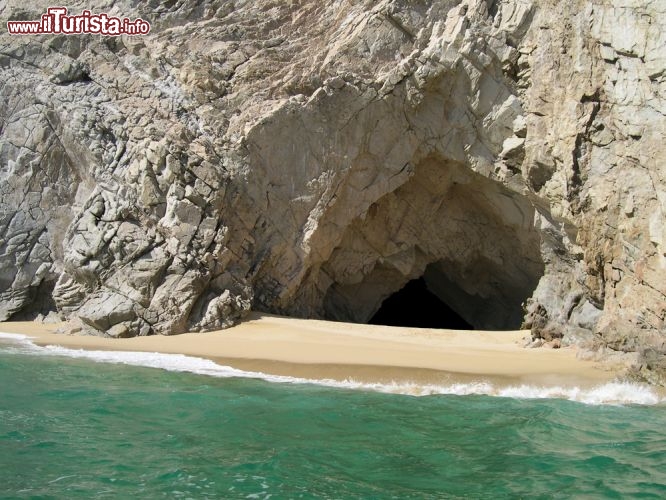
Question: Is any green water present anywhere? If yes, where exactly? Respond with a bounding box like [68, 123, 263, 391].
[1, 345, 666, 499]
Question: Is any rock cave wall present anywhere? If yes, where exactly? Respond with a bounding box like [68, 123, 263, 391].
[0, 0, 664, 382]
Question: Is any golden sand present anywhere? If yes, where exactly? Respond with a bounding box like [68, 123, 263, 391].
[0, 312, 619, 387]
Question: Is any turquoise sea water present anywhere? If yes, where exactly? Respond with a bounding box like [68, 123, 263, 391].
[2, 335, 666, 499]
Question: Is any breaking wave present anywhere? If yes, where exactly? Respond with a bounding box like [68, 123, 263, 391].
[1, 331, 662, 406]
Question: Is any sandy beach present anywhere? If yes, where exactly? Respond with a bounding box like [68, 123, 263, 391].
[0, 312, 621, 388]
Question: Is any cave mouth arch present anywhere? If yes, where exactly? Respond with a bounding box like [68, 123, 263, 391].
[369, 277, 473, 329]
[312, 155, 545, 331]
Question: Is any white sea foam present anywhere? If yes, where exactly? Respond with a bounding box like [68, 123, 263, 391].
[0, 332, 30, 342]
[0, 331, 663, 406]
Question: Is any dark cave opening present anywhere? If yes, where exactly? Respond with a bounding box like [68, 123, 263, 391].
[8, 279, 58, 321]
[369, 277, 474, 330]
[278, 155, 545, 331]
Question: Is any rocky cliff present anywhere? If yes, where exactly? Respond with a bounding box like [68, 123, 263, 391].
[1, 1, 664, 382]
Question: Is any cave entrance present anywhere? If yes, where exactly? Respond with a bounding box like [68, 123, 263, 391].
[369, 277, 473, 329]
[311, 155, 545, 331]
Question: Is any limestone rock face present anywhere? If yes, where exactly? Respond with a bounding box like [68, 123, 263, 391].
[1, 1, 664, 380]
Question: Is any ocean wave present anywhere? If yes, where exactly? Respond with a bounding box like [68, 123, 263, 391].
[0, 332, 32, 342]
[1, 331, 662, 406]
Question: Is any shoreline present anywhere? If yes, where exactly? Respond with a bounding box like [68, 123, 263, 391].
[0, 313, 622, 389]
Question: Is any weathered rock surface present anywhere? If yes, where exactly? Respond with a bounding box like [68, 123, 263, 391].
[1, 1, 664, 381]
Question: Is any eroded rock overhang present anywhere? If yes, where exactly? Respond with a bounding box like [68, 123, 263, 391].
[242, 15, 549, 331]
